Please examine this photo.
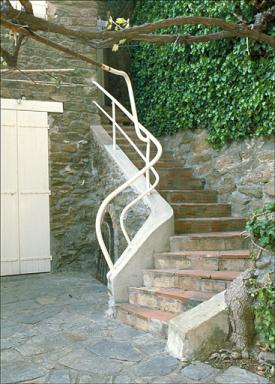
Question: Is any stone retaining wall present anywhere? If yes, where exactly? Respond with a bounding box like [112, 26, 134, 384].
[160, 130, 274, 217]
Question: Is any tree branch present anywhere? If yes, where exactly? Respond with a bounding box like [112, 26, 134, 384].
[1, 8, 275, 47]
[1, 19, 103, 70]
[125, 31, 237, 45]
[0, 34, 25, 67]
[0, 46, 16, 67]
[19, 0, 34, 15]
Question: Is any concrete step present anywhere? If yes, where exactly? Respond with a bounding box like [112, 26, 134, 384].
[175, 217, 245, 234]
[143, 269, 240, 293]
[172, 203, 231, 218]
[154, 250, 252, 271]
[158, 178, 204, 190]
[160, 190, 218, 203]
[170, 231, 248, 251]
[129, 287, 214, 313]
[116, 303, 176, 338]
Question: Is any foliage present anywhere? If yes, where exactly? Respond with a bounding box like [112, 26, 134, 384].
[249, 277, 275, 350]
[129, 0, 275, 148]
[246, 203, 275, 252]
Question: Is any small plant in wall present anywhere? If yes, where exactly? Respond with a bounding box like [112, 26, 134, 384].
[245, 202, 275, 255]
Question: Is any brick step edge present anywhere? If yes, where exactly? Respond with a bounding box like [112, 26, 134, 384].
[117, 303, 175, 320]
[129, 287, 214, 303]
[154, 250, 250, 259]
[144, 269, 240, 281]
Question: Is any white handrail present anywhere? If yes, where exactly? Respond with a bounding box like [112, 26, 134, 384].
[93, 66, 162, 272]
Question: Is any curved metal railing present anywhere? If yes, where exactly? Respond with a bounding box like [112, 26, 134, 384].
[93, 65, 162, 272]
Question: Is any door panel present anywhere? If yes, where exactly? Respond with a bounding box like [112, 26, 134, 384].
[19, 194, 50, 268]
[1, 194, 20, 275]
[1, 123, 17, 193]
[18, 126, 49, 192]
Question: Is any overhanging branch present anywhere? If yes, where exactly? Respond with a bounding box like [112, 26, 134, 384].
[1, 8, 275, 47]
[19, 0, 33, 15]
[1, 19, 103, 70]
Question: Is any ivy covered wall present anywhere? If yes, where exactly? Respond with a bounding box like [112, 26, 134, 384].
[129, 0, 274, 148]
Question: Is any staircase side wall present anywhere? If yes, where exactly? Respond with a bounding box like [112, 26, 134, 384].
[160, 130, 274, 217]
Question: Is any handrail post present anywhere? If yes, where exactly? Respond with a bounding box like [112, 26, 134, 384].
[146, 141, 150, 191]
[112, 101, 116, 150]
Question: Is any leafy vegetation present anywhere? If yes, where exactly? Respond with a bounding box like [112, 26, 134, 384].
[247, 203, 275, 351]
[129, 0, 275, 148]
[249, 278, 275, 350]
[246, 203, 275, 253]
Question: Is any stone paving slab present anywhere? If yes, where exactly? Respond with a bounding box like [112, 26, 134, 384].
[0, 272, 270, 384]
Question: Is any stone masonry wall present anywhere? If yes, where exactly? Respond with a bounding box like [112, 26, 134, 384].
[160, 130, 274, 217]
[1, 1, 106, 273]
[1, 0, 149, 274]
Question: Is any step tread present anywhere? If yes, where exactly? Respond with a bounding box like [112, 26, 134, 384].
[171, 203, 230, 207]
[171, 231, 244, 239]
[130, 287, 214, 302]
[144, 269, 240, 280]
[155, 250, 250, 259]
[176, 217, 244, 222]
[118, 303, 176, 322]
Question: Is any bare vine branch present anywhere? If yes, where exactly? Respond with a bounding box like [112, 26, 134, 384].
[19, 0, 33, 15]
[1, 19, 103, 70]
[0, 34, 25, 67]
[1, 7, 275, 47]
[0, 3, 274, 69]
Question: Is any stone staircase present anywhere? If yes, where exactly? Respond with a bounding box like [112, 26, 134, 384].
[100, 108, 251, 338]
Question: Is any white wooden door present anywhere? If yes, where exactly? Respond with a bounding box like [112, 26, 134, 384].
[1, 99, 63, 275]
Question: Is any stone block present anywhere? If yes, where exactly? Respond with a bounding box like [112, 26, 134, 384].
[217, 176, 236, 194]
[264, 181, 275, 197]
[230, 191, 250, 216]
[180, 362, 220, 383]
[241, 166, 273, 184]
[167, 291, 229, 361]
[238, 185, 263, 198]
[191, 133, 211, 152]
[188, 152, 213, 165]
[214, 366, 269, 384]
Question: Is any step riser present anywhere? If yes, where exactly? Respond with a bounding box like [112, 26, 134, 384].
[116, 308, 168, 337]
[154, 255, 253, 272]
[129, 291, 199, 313]
[120, 144, 158, 153]
[170, 236, 248, 251]
[175, 219, 245, 234]
[158, 180, 203, 190]
[173, 205, 231, 218]
[160, 191, 217, 203]
[134, 161, 183, 169]
[126, 152, 174, 161]
[143, 272, 232, 293]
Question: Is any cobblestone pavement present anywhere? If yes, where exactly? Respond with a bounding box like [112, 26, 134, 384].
[1, 272, 269, 384]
